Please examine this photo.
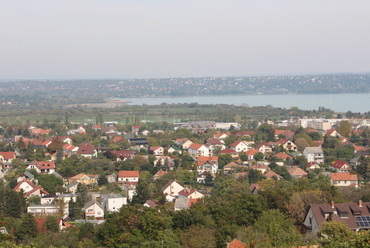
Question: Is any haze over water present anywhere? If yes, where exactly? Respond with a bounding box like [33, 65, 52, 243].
[127, 94, 370, 113]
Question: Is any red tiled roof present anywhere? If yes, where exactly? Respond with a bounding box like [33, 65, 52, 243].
[77, 143, 96, 154]
[0, 152, 16, 160]
[118, 170, 140, 178]
[228, 239, 246, 248]
[331, 173, 358, 181]
[332, 160, 349, 169]
[230, 140, 242, 147]
[264, 170, 282, 179]
[219, 148, 237, 154]
[288, 166, 307, 176]
[178, 187, 196, 197]
[245, 148, 258, 155]
[274, 152, 292, 160]
[188, 143, 203, 150]
[13, 179, 34, 192]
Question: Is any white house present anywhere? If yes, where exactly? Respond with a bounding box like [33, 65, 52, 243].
[149, 146, 164, 156]
[303, 147, 324, 164]
[101, 194, 127, 212]
[330, 173, 358, 187]
[230, 140, 250, 153]
[188, 143, 210, 157]
[82, 200, 104, 220]
[117, 170, 139, 184]
[162, 179, 184, 202]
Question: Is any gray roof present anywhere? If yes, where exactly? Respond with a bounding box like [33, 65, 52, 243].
[66, 181, 79, 189]
[82, 200, 104, 211]
[24, 171, 34, 179]
[174, 198, 189, 210]
[304, 147, 323, 154]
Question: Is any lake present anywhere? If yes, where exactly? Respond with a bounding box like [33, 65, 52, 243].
[126, 94, 370, 113]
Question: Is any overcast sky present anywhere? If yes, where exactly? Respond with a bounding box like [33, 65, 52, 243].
[1, 0, 369, 79]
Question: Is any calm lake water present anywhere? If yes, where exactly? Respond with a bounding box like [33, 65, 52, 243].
[126, 94, 370, 113]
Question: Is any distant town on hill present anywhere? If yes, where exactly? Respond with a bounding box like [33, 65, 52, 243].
[0, 74, 369, 104]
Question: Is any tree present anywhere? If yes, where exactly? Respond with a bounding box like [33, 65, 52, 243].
[131, 179, 150, 205]
[45, 215, 59, 232]
[15, 213, 38, 240]
[180, 225, 216, 248]
[254, 209, 300, 247]
[336, 121, 352, 138]
[253, 152, 264, 161]
[218, 154, 233, 169]
[318, 221, 354, 247]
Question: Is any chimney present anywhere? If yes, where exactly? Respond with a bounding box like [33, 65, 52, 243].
[359, 200, 363, 208]
[331, 201, 335, 208]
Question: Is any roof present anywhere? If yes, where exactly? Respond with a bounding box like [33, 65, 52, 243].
[149, 146, 162, 151]
[197, 156, 218, 166]
[228, 239, 246, 248]
[82, 200, 104, 211]
[224, 162, 243, 169]
[161, 179, 183, 191]
[24, 185, 49, 197]
[178, 187, 196, 197]
[307, 201, 370, 231]
[0, 152, 16, 160]
[288, 166, 308, 177]
[118, 170, 140, 178]
[331, 173, 358, 181]
[304, 147, 323, 154]
[274, 152, 292, 160]
[230, 140, 243, 147]
[154, 169, 169, 177]
[332, 160, 349, 169]
[144, 200, 157, 208]
[188, 143, 203, 150]
[13, 179, 35, 191]
[219, 148, 237, 154]
[245, 148, 258, 155]
[77, 143, 96, 155]
[264, 170, 282, 179]
[108, 150, 134, 158]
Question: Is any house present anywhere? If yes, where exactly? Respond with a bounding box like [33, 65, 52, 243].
[110, 136, 125, 144]
[117, 170, 139, 185]
[69, 173, 98, 185]
[153, 169, 169, 180]
[245, 148, 259, 160]
[105, 150, 135, 161]
[168, 146, 182, 155]
[0, 152, 16, 163]
[162, 179, 184, 202]
[28, 204, 68, 219]
[230, 140, 250, 153]
[26, 161, 56, 174]
[330, 173, 358, 187]
[250, 164, 270, 174]
[205, 138, 225, 151]
[77, 143, 97, 158]
[174, 197, 199, 211]
[175, 138, 193, 149]
[132, 125, 141, 135]
[66, 181, 79, 194]
[223, 162, 244, 172]
[305, 162, 321, 172]
[332, 160, 352, 173]
[82, 200, 104, 220]
[276, 139, 297, 151]
[13, 179, 36, 194]
[17, 171, 36, 183]
[144, 200, 157, 209]
[303, 147, 324, 164]
[101, 193, 127, 212]
[188, 143, 210, 157]
[227, 239, 247, 248]
[62, 143, 79, 155]
[213, 133, 229, 140]
[288, 166, 308, 178]
[92, 124, 102, 131]
[255, 142, 273, 154]
[24, 186, 50, 199]
[303, 201, 370, 235]
[264, 170, 282, 180]
[219, 149, 238, 159]
[106, 173, 117, 183]
[197, 171, 214, 184]
[273, 152, 292, 161]
[149, 146, 164, 156]
[153, 156, 175, 169]
[325, 129, 341, 137]
[274, 130, 295, 140]
[178, 188, 204, 199]
[141, 130, 150, 136]
[197, 156, 218, 174]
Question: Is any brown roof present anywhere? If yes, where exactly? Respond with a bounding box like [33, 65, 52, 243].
[219, 149, 237, 154]
[288, 166, 308, 177]
[13, 179, 34, 192]
[274, 152, 292, 160]
[307, 201, 370, 231]
[77, 143, 96, 154]
[264, 170, 282, 179]
[178, 187, 196, 197]
[118, 170, 140, 178]
[245, 148, 258, 155]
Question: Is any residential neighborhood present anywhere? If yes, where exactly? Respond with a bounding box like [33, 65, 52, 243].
[0, 114, 369, 247]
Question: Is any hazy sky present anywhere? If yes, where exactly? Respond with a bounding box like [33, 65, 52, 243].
[1, 0, 369, 79]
